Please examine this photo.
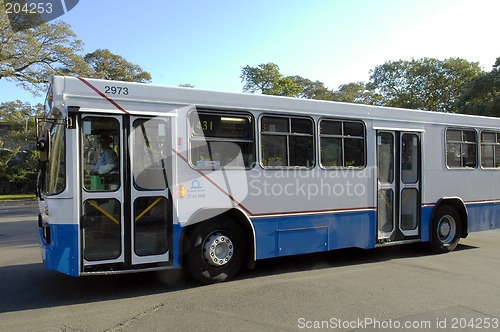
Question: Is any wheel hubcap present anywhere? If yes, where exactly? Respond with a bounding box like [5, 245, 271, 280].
[437, 215, 456, 244]
[202, 232, 234, 267]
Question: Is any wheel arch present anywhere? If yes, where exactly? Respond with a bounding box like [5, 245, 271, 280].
[431, 197, 468, 239]
[181, 207, 256, 269]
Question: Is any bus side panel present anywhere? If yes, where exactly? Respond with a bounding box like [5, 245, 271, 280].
[252, 210, 376, 260]
[39, 224, 79, 276]
[467, 202, 500, 232]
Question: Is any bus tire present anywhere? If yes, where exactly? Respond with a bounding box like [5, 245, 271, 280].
[185, 217, 246, 284]
[429, 205, 461, 253]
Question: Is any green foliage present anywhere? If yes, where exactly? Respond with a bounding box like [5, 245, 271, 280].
[0, 100, 43, 146]
[242, 63, 377, 104]
[0, 101, 44, 194]
[0, 148, 39, 194]
[83, 49, 152, 83]
[241, 63, 302, 97]
[331, 82, 380, 105]
[269, 76, 302, 97]
[241, 63, 281, 94]
[289, 76, 335, 100]
[367, 57, 483, 112]
[0, 9, 86, 95]
[458, 58, 500, 116]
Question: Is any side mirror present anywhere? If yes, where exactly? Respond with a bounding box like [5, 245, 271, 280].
[37, 134, 49, 162]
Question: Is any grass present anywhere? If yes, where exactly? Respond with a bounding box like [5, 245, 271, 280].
[0, 194, 37, 200]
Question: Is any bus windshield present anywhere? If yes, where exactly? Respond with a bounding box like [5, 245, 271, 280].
[41, 116, 66, 195]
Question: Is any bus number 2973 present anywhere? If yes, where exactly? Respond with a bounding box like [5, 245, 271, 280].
[104, 86, 129, 95]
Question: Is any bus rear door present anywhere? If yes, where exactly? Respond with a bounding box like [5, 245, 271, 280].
[377, 130, 422, 243]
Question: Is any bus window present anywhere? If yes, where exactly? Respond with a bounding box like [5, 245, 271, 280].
[446, 128, 477, 169]
[261, 116, 314, 168]
[82, 117, 120, 191]
[320, 119, 365, 168]
[189, 111, 254, 169]
[480, 131, 500, 168]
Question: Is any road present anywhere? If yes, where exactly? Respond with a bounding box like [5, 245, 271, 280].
[1, 202, 500, 331]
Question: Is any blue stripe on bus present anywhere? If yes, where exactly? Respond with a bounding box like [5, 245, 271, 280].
[39, 224, 79, 276]
[251, 210, 377, 260]
[39, 202, 499, 276]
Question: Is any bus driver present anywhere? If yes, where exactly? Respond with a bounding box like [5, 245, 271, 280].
[92, 135, 118, 175]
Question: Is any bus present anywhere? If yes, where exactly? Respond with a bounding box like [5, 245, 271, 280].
[36, 76, 500, 284]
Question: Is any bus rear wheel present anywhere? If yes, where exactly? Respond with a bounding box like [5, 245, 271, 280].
[429, 205, 461, 253]
[185, 217, 246, 284]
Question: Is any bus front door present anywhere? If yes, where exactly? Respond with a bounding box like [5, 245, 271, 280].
[377, 131, 421, 243]
[80, 114, 172, 272]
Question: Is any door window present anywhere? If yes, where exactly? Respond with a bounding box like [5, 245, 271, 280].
[82, 117, 120, 191]
[133, 118, 169, 190]
[83, 199, 121, 261]
[134, 196, 168, 256]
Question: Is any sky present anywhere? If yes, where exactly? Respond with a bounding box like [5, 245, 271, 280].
[1, 0, 499, 106]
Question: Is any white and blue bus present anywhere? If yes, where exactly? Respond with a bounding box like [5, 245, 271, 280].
[37, 76, 500, 284]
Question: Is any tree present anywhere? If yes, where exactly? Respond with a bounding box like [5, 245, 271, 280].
[289, 76, 335, 100]
[241, 63, 302, 97]
[83, 49, 152, 83]
[0, 9, 87, 94]
[0, 101, 44, 194]
[367, 57, 483, 112]
[241, 63, 281, 94]
[331, 82, 382, 105]
[0, 100, 43, 147]
[458, 57, 500, 116]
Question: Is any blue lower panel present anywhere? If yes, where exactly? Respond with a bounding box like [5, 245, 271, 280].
[421, 206, 433, 242]
[39, 224, 79, 276]
[172, 224, 182, 269]
[419, 203, 500, 242]
[278, 226, 328, 256]
[467, 202, 500, 232]
[252, 210, 376, 260]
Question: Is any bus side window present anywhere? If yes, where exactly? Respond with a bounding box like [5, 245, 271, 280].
[319, 119, 365, 168]
[261, 115, 314, 168]
[189, 111, 255, 169]
[446, 128, 476, 169]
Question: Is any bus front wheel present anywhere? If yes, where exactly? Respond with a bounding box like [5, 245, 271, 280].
[429, 205, 461, 253]
[185, 217, 246, 284]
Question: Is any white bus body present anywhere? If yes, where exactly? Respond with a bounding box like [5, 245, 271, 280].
[37, 76, 500, 283]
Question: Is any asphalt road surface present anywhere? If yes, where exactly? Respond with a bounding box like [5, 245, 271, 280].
[1, 202, 500, 331]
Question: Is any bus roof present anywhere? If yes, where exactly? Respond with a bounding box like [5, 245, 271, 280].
[48, 75, 500, 129]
